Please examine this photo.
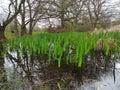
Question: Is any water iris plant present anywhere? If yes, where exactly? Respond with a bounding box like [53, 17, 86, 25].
[3, 32, 120, 67]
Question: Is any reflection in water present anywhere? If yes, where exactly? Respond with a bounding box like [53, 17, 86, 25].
[3, 51, 120, 90]
[4, 51, 35, 90]
[78, 62, 120, 90]
[4, 57, 13, 81]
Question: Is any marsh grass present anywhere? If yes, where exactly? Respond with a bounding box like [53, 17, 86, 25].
[2, 32, 120, 89]
[3, 32, 120, 68]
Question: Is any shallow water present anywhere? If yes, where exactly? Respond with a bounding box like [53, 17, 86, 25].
[3, 52, 120, 90]
[77, 62, 120, 90]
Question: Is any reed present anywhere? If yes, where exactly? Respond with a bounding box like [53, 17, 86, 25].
[3, 32, 120, 68]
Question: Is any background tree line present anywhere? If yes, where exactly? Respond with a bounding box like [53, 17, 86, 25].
[0, 0, 117, 39]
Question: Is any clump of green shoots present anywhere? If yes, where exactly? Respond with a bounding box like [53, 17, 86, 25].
[3, 32, 120, 68]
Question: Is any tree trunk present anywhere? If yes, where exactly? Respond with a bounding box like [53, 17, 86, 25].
[14, 18, 19, 37]
[0, 47, 7, 89]
[0, 37, 7, 89]
[0, 26, 6, 39]
[0, 25, 8, 89]
[29, 28, 33, 35]
[21, 25, 27, 36]
[28, 19, 33, 35]
[20, 1, 27, 36]
[61, 12, 65, 28]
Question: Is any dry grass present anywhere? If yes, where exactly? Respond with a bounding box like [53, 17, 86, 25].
[96, 38, 115, 51]
[107, 25, 120, 32]
[96, 39, 104, 51]
[92, 24, 120, 34]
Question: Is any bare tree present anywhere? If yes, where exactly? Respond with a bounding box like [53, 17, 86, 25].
[0, 0, 25, 39]
[43, 0, 77, 28]
[26, 0, 46, 35]
[17, 0, 46, 36]
[84, 0, 109, 29]
[20, 0, 27, 36]
[0, 1, 25, 89]
[111, 1, 120, 21]
[14, 0, 19, 36]
[67, 0, 86, 23]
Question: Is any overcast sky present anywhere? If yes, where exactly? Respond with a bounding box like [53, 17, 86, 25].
[0, 0, 119, 13]
[0, 0, 120, 23]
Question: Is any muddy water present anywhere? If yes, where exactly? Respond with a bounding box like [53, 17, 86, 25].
[3, 52, 120, 90]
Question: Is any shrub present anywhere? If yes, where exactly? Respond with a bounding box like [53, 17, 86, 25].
[64, 21, 93, 32]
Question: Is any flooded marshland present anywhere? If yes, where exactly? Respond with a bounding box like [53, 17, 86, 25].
[2, 51, 120, 90]
[1, 32, 120, 90]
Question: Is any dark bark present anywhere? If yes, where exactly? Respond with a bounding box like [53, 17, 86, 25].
[20, 0, 27, 36]
[14, 0, 19, 37]
[21, 25, 27, 36]
[60, 0, 65, 28]
[0, 40, 7, 89]
[29, 26, 33, 35]
[0, 26, 6, 39]
[0, 22, 7, 89]
[4, 0, 25, 26]
[27, 0, 32, 35]
[61, 12, 65, 28]
[28, 20, 37, 35]
[14, 18, 19, 37]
